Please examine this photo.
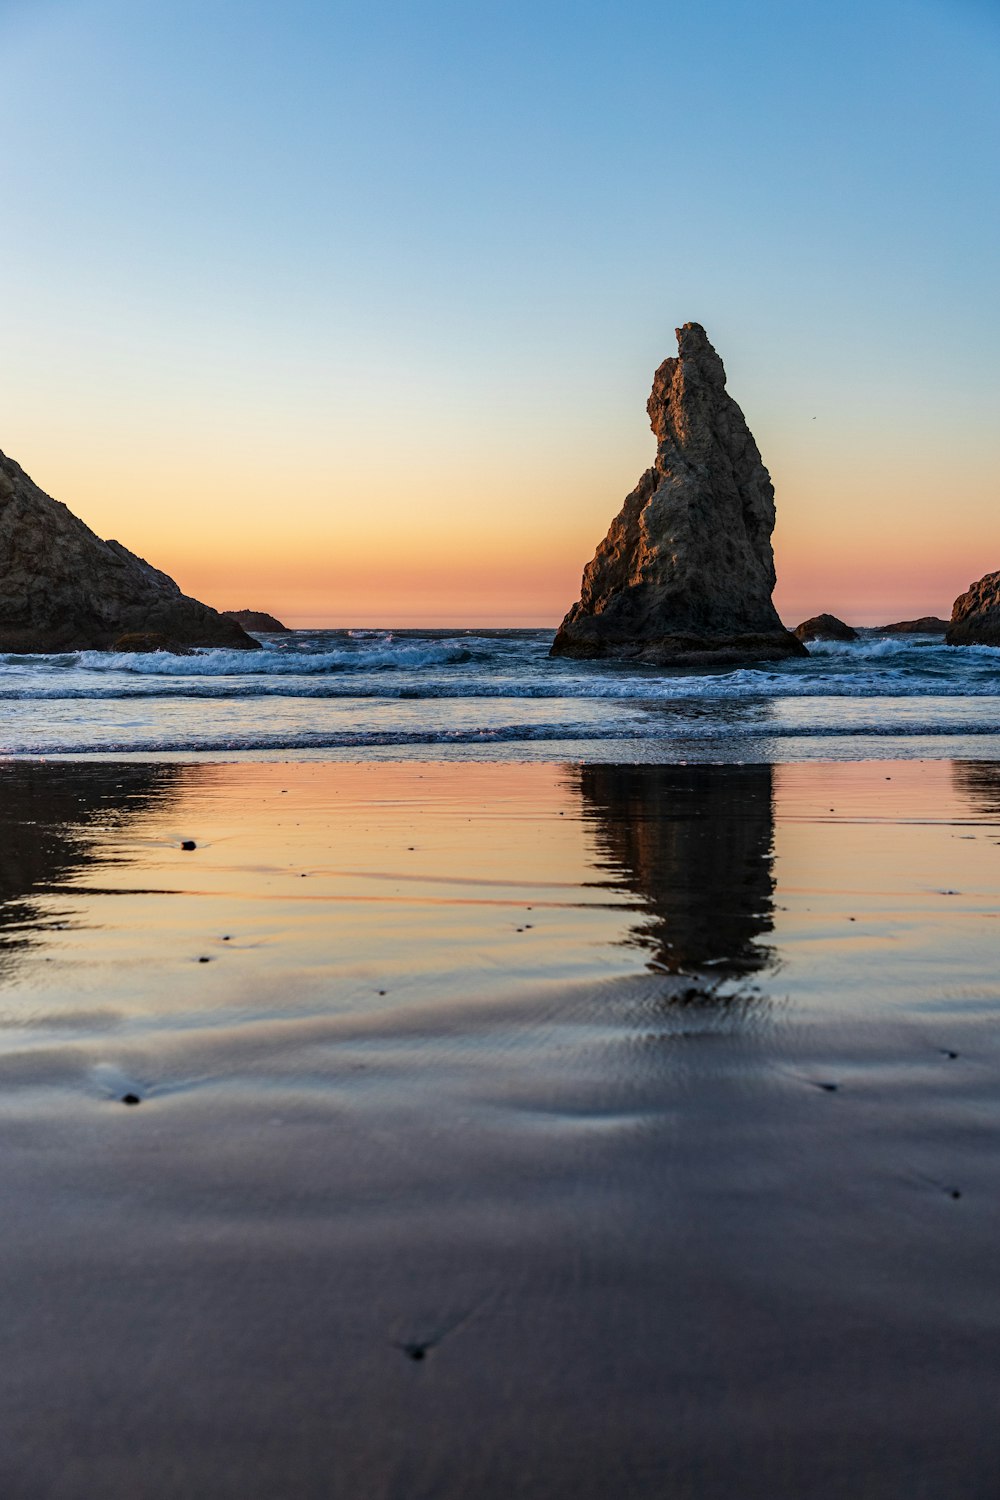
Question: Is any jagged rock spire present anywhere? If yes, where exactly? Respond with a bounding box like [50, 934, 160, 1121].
[551, 323, 804, 666]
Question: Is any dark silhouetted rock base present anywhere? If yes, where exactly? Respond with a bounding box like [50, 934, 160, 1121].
[879, 617, 949, 634]
[113, 633, 195, 654]
[794, 614, 857, 643]
[221, 610, 290, 633]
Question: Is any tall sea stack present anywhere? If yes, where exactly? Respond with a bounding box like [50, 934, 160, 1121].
[0, 449, 259, 652]
[551, 323, 804, 666]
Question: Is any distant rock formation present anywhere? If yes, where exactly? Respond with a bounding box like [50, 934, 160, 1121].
[946, 574, 1000, 646]
[794, 613, 857, 643]
[0, 449, 260, 653]
[879, 617, 949, 634]
[222, 609, 290, 633]
[551, 323, 805, 666]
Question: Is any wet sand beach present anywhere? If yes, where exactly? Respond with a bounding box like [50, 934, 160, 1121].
[0, 758, 999, 1498]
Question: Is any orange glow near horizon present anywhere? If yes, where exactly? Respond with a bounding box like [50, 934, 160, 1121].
[8, 373, 994, 632]
[137, 490, 991, 633]
[166, 551, 978, 631]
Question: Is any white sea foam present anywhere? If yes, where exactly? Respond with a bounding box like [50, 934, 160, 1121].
[1, 628, 998, 757]
[54, 641, 477, 675]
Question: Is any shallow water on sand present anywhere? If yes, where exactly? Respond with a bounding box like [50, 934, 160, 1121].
[0, 758, 999, 1498]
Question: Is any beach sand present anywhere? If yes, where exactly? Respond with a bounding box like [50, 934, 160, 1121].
[0, 757, 998, 1497]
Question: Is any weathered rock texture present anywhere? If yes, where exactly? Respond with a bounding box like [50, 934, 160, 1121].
[947, 573, 1000, 647]
[0, 449, 259, 652]
[794, 613, 857, 643]
[222, 609, 290, 633]
[551, 323, 805, 666]
[880, 617, 949, 635]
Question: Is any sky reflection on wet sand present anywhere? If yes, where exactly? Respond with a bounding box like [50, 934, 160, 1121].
[0, 758, 998, 1497]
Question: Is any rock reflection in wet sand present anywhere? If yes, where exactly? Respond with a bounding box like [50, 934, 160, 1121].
[573, 763, 775, 978]
[0, 760, 184, 968]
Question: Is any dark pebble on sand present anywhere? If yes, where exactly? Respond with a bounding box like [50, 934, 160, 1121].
[198, 956, 211, 963]
[180, 840, 196, 851]
[121, 1094, 141, 1106]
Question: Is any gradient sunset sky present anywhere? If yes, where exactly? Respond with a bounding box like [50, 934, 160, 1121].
[2, 0, 997, 626]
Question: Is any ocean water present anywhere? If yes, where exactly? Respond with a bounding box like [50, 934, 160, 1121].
[1, 627, 999, 760]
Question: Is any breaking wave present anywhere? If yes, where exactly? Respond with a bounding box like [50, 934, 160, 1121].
[1, 627, 998, 757]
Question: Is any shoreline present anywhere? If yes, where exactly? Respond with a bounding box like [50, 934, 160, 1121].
[5, 730, 1000, 763]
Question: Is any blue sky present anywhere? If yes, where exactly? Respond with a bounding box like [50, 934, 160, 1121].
[1, 0, 997, 623]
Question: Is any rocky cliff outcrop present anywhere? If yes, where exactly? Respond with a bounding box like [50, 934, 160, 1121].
[0, 449, 259, 652]
[551, 323, 805, 666]
[880, 617, 949, 634]
[794, 613, 857, 642]
[946, 574, 1000, 647]
[222, 609, 290, 633]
